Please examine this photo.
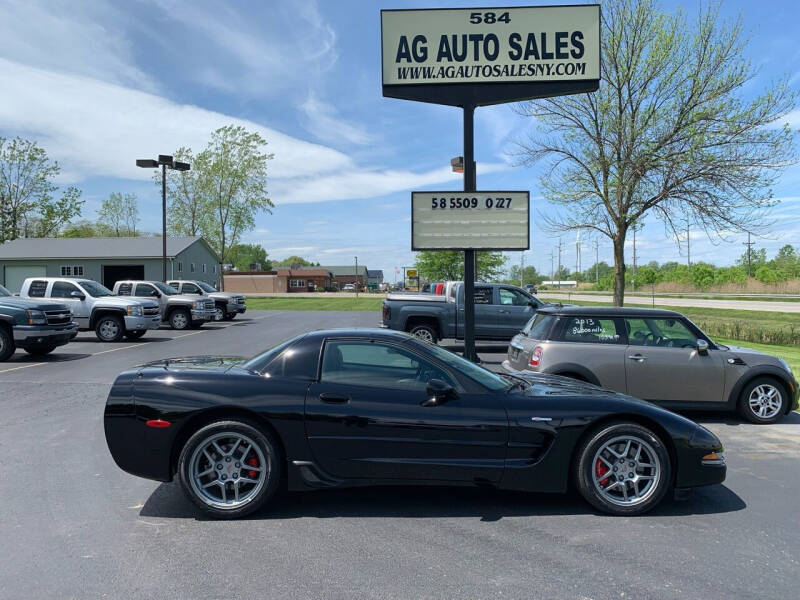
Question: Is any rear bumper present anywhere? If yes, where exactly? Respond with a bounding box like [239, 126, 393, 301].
[13, 322, 79, 346]
[124, 314, 162, 331]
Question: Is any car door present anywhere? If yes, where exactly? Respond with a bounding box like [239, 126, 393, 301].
[455, 286, 499, 339]
[624, 317, 725, 403]
[304, 339, 508, 483]
[134, 283, 164, 314]
[180, 282, 201, 295]
[497, 287, 538, 339]
[50, 280, 90, 327]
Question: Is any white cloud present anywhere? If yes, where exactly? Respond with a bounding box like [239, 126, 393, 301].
[300, 92, 374, 146]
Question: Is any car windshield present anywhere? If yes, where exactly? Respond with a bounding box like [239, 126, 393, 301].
[78, 280, 113, 297]
[241, 336, 301, 373]
[197, 281, 218, 293]
[152, 282, 179, 295]
[423, 343, 509, 391]
[0, 285, 10, 297]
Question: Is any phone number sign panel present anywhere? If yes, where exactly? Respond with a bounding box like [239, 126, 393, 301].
[411, 191, 529, 250]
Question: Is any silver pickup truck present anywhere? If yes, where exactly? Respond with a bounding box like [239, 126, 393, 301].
[167, 280, 246, 321]
[113, 280, 217, 330]
[20, 277, 161, 342]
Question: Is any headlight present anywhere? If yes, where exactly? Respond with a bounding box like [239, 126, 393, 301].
[126, 305, 143, 316]
[778, 358, 793, 375]
[26, 309, 47, 325]
[192, 301, 202, 309]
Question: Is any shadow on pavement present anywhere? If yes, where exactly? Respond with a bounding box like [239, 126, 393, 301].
[141, 481, 745, 522]
[9, 352, 92, 363]
[685, 410, 800, 426]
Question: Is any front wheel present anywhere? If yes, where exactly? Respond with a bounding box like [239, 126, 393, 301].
[169, 308, 191, 330]
[178, 420, 282, 519]
[575, 422, 671, 516]
[212, 305, 225, 321]
[0, 327, 16, 361]
[23, 343, 57, 355]
[124, 330, 147, 340]
[95, 314, 125, 342]
[224, 312, 237, 321]
[409, 324, 438, 344]
[738, 377, 787, 424]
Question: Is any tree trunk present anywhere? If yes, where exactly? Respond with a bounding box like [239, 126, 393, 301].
[612, 233, 627, 306]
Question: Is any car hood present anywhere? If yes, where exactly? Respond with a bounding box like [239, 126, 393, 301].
[0, 297, 71, 311]
[98, 296, 159, 309]
[512, 371, 653, 406]
[137, 355, 249, 372]
[209, 291, 244, 300]
[722, 344, 778, 362]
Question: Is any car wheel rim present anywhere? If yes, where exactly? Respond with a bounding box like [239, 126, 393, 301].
[213, 307, 224, 321]
[189, 432, 268, 510]
[592, 435, 661, 507]
[414, 329, 434, 343]
[99, 320, 119, 340]
[173, 313, 188, 329]
[748, 384, 782, 420]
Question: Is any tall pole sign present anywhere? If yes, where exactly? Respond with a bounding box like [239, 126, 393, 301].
[382, 5, 600, 361]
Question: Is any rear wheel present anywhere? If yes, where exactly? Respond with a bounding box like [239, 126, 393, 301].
[575, 422, 671, 516]
[169, 308, 191, 330]
[95, 314, 124, 342]
[0, 327, 16, 361]
[124, 330, 147, 340]
[738, 377, 787, 424]
[23, 343, 57, 355]
[178, 419, 281, 519]
[409, 324, 438, 344]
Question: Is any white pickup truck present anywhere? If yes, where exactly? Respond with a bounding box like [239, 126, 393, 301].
[113, 280, 216, 330]
[19, 277, 161, 342]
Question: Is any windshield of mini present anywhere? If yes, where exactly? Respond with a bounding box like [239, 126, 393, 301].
[152, 282, 179, 295]
[197, 281, 218, 292]
[423, 343, 509, 391]
[0, 285, 10, 297]
[78, 280, 113, 297]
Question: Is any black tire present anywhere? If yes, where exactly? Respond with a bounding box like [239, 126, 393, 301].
[0, 326, 16, 361]
[737, 377, 788, 424]
[124, 330, 147, 340]
[95, 314, 125, 342]
[178, 419, 282, 519]
[169, 308, 191, 330]
[575, 422, 671, 516]
[23, 343, 57, 355]
[224, 312, 237, 321]
[409, 324, 438, 344]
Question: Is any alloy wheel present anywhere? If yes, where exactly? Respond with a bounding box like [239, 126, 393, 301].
[99, 319, 120, 341]
[188, 432, 269, 510]
[172, 312, 189, 329]
[413, 328, 434, 343]
[213, 307, 225, 321]
[591, 435, 661, 507]
[748, 384, 783, 420]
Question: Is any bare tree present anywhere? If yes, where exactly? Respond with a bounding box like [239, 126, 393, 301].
[514, 0, 796, 305]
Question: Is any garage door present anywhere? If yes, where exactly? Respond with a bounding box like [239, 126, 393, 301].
[3, 265, 46, 293]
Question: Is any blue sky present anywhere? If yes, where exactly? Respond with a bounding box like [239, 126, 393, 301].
[0, 0, 798, 281]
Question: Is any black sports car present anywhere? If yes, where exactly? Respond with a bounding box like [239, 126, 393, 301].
[104, 329, 726, 519]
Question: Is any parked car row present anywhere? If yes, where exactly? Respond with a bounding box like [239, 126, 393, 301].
[380, 284, 798, 424]
[0, 278, 247, 360]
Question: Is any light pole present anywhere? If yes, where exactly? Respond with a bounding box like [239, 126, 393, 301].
[136, 155, 190, 282]
[354, 256, 359, 298]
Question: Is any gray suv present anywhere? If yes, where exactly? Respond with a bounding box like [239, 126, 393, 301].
[502, 306, 799, 424]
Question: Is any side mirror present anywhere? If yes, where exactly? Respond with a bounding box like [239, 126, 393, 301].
[697, 339, 709, 356]
[155, 292, 162, 298]
[70, 291, 86, 300]
[422, 379, 457, 406]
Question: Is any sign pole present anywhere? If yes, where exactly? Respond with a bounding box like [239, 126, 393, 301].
[463, 103, 478, 363]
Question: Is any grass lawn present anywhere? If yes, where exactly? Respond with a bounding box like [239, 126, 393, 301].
[247, 297, 383, 311]
[715, 338, 800, 374]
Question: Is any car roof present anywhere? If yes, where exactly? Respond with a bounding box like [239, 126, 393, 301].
[537, 305, 684, 318]
[304, 328, 415, 342]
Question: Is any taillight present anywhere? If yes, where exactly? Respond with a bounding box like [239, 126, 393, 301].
[382, 304, 391, 322]
[529, 346, 543, 367]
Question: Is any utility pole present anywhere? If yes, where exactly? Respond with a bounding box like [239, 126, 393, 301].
[575, 237, 580, 277]
[632, 226, 637, 293]
[548, 249, 554, 281]
[519, 251, 525, 286]
[557, 238, 562, 285]
[594, 239, 599, 283]
[686, 220, 691, 268]
[743, 232, 754, 278]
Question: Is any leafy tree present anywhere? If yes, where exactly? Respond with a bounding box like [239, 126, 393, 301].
[507, 264, 543, 286]
[415, 251, 507, 282]
[755, 265, 779, 284]
[713, 265, 747, 286]
[228, 243, 271, 271]
[636, 266, 660, 287]
[514, 0, 797, 305]
[61, 220, 110, 238]
[161, 147, 210, 237]
[275, 255, 313, 268]
[689, 263, 716, 290]
[97, 192, 139, 236]
[581, 261, 614, 283]
[736, 246, 767, 274]
[0, 136, 83, 241]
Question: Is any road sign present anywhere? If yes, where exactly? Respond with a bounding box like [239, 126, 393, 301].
[406, 269, 418, 278]
[381, 5, 600, 106]
[412, 191, 529, 250]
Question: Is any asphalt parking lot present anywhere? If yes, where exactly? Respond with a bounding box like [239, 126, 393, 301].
[1, 309, 799, 599]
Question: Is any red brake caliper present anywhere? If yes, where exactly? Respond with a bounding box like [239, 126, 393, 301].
[595, 459, 609, 485]
[246, 457, 259, 478]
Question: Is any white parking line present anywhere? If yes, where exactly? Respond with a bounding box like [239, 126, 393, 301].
[0, 362, 45, 374]
[173, 331, 204, 339]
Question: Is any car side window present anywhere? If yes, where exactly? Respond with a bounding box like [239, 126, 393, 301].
[28, 280, 48, 297]
[51, 281, 80, 298]
[117, 283, 133, 296]
[499, 288, 530, 306]
[182, 283, 200, 294]
[473, 287, 493, 304]
[561, 317, 622, 344]
[320, 341, 455, 391]
[649, 318, 699, 348]
[134, 284, 158, 297]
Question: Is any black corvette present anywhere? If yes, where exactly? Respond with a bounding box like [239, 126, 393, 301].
[104, 328, 726, 518]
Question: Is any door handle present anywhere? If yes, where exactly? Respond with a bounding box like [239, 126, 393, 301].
[319, 393, 350, 404]
[627, 355, 648, 361]
[498, 309, 510, 314]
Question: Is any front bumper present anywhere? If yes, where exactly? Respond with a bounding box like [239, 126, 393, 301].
[226, 302, 247, 314]
[190, 308, 216, 321]
[13, 322, 79, 346]
[787, 376, 799, 412]
[124, 314, 162, 331]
